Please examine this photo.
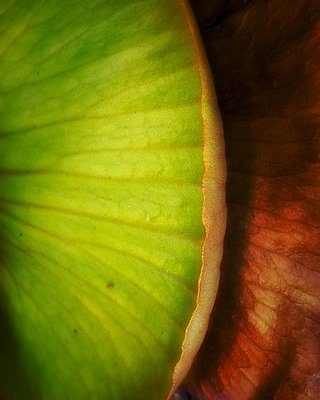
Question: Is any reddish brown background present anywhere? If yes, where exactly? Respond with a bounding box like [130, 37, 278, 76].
[186, 1, 320, 399]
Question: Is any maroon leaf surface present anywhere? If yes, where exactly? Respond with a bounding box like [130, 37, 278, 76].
[186, 1, 320, 399]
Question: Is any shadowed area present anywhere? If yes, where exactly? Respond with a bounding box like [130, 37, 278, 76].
[0, 299, 34, 400]
[0, 245, 38, 399]
[187, 0, 320, 399]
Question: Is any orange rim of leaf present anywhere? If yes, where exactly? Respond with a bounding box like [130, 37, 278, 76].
[169, 1, 227, 397]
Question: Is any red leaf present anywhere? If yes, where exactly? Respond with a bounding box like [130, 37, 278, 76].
[185, 1, 320, 399]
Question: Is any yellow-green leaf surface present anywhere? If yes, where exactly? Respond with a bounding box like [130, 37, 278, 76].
[0, 1, 226, 399]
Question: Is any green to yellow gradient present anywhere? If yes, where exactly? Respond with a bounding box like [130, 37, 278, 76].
[0, 1, 226, 399]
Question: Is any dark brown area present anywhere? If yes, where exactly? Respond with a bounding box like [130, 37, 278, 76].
[187, 0, 320, 399]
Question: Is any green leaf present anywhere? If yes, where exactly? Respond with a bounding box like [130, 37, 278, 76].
[0, 1, 226, 399]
